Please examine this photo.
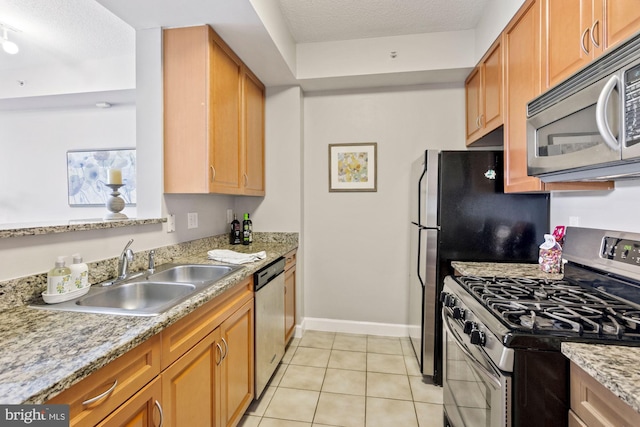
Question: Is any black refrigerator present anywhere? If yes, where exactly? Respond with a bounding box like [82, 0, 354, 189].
[409, 150, 549, 385]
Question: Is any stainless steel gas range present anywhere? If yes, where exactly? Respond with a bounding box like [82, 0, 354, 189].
[441, 227, 640, 427]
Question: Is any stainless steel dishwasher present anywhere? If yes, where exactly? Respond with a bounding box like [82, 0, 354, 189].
[254, 257, 285, 397]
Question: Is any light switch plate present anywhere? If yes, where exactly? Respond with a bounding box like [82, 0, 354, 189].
[187, 212, 198, 229]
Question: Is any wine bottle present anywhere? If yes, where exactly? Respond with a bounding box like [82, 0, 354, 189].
[242, 213, 253, 245]
[230, 214, 241, 245]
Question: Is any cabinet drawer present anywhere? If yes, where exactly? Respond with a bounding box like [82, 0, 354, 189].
[48, 334, 161, 427]
[160, 278, 253, 369]
[570, 362, 640, 427]
[284, 249, 297, 271]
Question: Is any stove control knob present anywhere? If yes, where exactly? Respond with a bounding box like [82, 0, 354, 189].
[463, 320, 475, 335]
[453, 307, 465, 320]
[470, 329, 486, 346]
[441, 293, 456, 307]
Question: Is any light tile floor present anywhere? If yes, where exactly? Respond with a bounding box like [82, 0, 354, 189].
[239, 331, 444, 427]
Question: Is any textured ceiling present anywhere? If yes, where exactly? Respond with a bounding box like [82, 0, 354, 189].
[278, 0, 488, 43]
[0, 0, 134, 70]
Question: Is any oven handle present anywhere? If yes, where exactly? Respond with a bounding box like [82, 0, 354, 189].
[442, 311, 502, 389]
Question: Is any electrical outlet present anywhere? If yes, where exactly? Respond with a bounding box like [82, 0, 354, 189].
[569, 216, 580, 226]
[167, 214, 176, 233]
[227, 209, 234, 224]
[187, 212, 199, 229]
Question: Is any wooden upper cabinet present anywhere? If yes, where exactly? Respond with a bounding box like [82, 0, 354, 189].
[543, 0, 640, 89]
[164, 25, 265, 196]
[542, 0, 597, 89]
[604, 0, 640, 49]
[465, 37, 503, 145]
[242, 69, 266, 196]
[504, 0, 545, 192]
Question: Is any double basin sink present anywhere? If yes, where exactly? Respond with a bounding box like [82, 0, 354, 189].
[33, 264, 243, 316]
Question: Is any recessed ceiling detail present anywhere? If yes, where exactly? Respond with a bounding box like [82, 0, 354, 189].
[277, 0, 488, 43]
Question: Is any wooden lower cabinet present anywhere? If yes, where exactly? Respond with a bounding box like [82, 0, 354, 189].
[98, 378, 162, 427]
[569, 362, 640, 427]
[284, 250, 297, 344]
[48, 279, 255, 427]
[162, 298, 253, 427]
[162, 330, 219, 427]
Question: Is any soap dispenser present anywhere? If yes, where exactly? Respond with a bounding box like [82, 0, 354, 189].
[70, 254, 89, 289]
[47, 256, 71, 294]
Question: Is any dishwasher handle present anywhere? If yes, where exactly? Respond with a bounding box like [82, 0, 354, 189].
[254, 257, 286, 291]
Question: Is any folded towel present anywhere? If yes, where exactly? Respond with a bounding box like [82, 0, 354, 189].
[207, 249, 267, 265]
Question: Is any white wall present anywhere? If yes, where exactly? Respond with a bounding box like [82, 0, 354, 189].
[550, 181, 640, 233]
[302, 84, 467, 331]
[474, 0, 526, 62]
[0, 104, 137, 223]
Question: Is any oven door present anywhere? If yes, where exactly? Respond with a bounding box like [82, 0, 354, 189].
[442, 312, 511, 427]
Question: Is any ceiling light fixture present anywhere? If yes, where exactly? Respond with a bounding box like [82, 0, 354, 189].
[1, 27, 19, 55]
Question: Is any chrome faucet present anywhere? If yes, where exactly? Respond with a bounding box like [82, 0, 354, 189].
[148, 250, 156, 273]
[117, 239, 135, 280]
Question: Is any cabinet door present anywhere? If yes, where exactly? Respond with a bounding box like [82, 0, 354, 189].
[483, 39, 503, 133]
[219, 299, 254, 427]
[242, 69, 265, 196]
[162, 330, 221, 427]
[604, 0, 640, 49]
[284, 264, 296, 344]
[465, 66, 482, 142]
[163, 26, 211, 193]
[48, 335, 161, 427]
[98, 378, 162, 427]
[542, 0, 594, 89]
[504, 0, 546, 192]
[209, 37, 243, 194]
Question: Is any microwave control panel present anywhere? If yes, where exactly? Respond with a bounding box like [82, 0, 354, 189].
[624, 63, 640, 145]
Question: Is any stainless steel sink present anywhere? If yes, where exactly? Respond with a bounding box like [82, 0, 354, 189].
[148, 264, 240, 284]
[30, 263, 244, 316]
[76, 282, 196, 312]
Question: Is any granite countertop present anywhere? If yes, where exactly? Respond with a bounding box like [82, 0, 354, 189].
[0, 235, 298, 404]
[562, 342, 640, 414]
[451, 261, 564, 280]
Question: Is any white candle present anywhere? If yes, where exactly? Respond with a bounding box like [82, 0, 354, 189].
[107, 168, 122, 185]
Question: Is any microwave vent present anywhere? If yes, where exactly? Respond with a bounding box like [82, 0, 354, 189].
[528, 32, 640, 117]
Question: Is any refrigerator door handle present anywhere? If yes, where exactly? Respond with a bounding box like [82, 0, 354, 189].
[417, 167, 427, 226]
[417, 227, 424, 289]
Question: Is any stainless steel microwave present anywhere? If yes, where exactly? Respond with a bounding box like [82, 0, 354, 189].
[527, 32, 640, 182]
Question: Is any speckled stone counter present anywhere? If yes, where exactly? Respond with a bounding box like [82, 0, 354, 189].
[0, 217, 166, 239]
[0, 232, 298, 404]
[562, 342, 640, 414]
[451, 261, 564, 280]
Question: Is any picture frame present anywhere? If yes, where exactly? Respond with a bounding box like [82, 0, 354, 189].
[67, 148, 136, 206]
[328, 142, 377, 192]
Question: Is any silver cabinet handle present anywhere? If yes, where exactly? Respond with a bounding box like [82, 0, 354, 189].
[590, 20, 600, 48]
[215, 342, 223, 366]
[210, 166, 216, 183]
[221, 337, 229, 361]
[581, 27, 590, 55]
[479, 114, 484, 127]
[243, 173, 248, 186]
[155, 400, 164, 427]
[82, 380, 118, 406]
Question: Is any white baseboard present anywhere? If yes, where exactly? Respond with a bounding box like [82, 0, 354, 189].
[297, 317, 410, 338]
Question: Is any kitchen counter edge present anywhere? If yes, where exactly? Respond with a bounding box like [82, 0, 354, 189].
[562, 342, 640, 414]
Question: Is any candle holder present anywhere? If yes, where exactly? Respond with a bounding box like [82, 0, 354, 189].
[104, 184, 128, 220]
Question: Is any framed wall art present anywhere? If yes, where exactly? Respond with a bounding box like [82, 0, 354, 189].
[67, 148, 136, 206]
[328, 142, 377, 192]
